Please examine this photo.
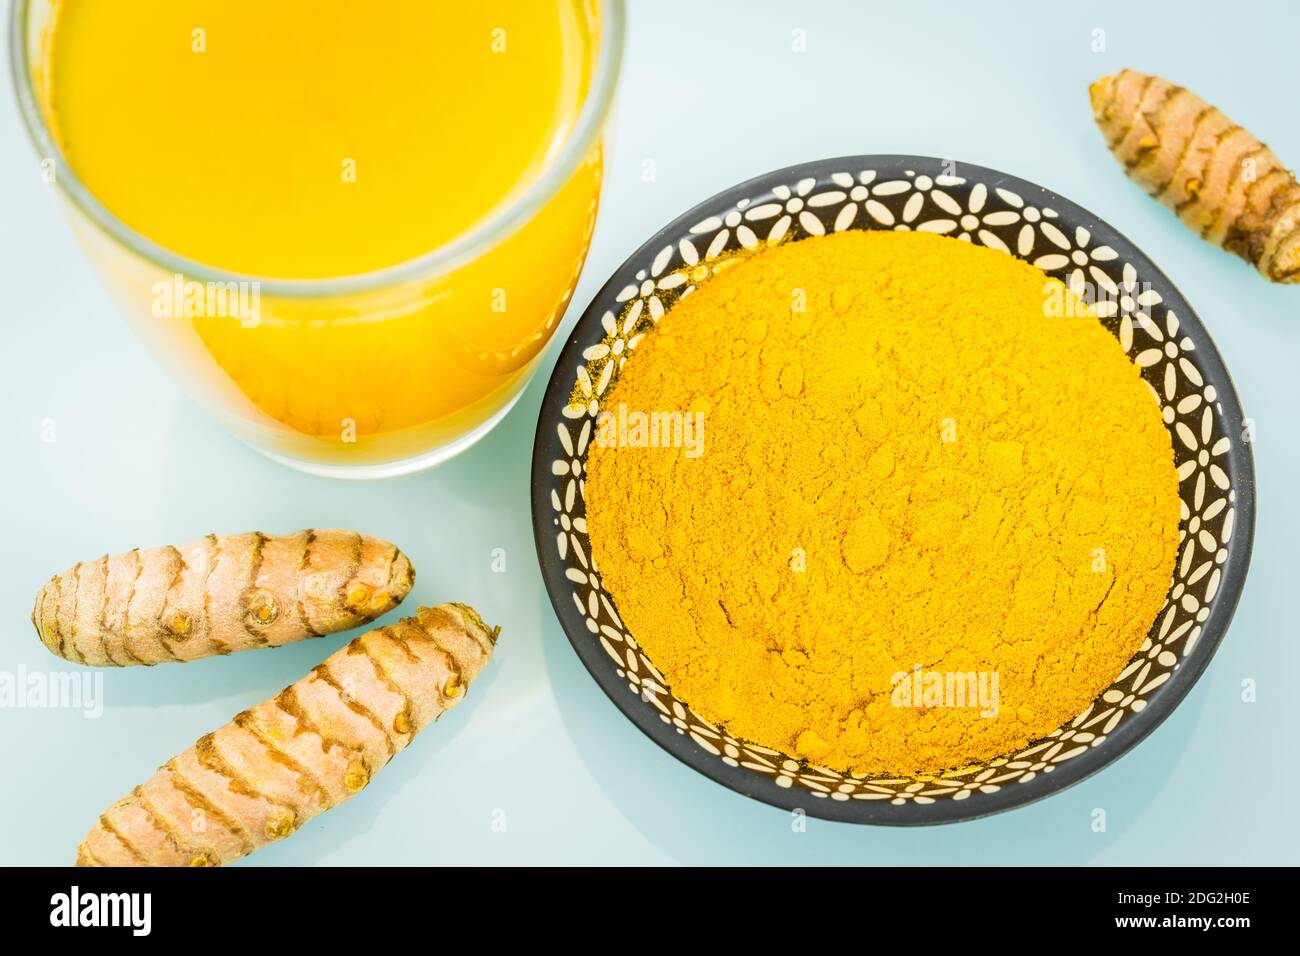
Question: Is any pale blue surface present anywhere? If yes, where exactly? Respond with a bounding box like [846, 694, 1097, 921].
[1, 0, 1295, 865]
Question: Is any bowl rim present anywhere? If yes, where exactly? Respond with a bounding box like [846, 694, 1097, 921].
[531, 154, 1257, 825]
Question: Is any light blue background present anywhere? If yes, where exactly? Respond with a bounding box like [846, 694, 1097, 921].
[1, 0, 1295, 865]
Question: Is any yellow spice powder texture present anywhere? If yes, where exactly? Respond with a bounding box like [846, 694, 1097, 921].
[584, 229, 1181, 777]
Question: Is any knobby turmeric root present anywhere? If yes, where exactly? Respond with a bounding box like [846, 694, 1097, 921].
[76, 603, 498, 866]
[1090, 68, 1300, 283]
[33, 530, 414, 666]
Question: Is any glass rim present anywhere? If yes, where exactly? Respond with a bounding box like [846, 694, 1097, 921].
[8, 0, 625, 299]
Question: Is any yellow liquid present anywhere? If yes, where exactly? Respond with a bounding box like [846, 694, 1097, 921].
[40, 0, 604, 467]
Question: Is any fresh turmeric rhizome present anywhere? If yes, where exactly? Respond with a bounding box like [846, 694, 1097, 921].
[586, 230, 1180, 777]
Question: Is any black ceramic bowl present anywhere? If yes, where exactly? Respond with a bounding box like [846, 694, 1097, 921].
[530, 156, 1255, 824]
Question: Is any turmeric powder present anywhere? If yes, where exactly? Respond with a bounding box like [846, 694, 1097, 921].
[1090, 69, 1300, 283]
[585, 230, 1180, 777]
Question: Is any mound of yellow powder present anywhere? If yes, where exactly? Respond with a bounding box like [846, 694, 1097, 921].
[584, 229, 1181, 777]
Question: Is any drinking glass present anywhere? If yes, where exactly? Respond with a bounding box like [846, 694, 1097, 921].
[10, 0, 624, 477]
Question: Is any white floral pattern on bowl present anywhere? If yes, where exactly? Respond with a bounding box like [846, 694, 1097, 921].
[531, 156, 1255, 824]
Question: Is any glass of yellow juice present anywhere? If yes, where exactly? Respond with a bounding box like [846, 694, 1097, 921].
[11, 0, 623, 477]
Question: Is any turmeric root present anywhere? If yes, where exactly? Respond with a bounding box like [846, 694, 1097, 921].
[1090, 69, 1300, 283]
[32, 530, 414, 666]
[76, 603, 497, 866]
